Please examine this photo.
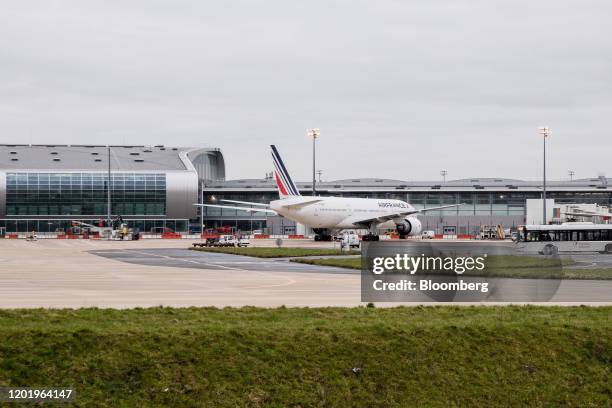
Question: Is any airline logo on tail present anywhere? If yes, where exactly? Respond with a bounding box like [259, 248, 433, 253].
[271, 145, 300, 199]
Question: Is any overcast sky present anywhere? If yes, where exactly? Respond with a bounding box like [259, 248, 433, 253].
[1, 1, 611, 182]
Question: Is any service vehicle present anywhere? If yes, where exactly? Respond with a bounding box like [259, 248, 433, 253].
[217, 235, 238, 247]
[340, 231, 360, 249]
[421, 230, 435, 239]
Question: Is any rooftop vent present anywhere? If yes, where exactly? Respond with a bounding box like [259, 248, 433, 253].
[51, 152, 58, 155]
[53, 158, 61, 162]
[130, 152, 140, 156]
[143, 149, 152, 153]
[134, 159, 144, 162]
[160, 148, 166, 151]
[10, 158, 18, 161]
[431, 185, 441, 189]
[9, 151, 17, 155]
[91, 152, 99, 156]
[171, 148, 178, 151]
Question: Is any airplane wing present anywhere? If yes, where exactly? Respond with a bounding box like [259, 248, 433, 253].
[348, 204, 464, 227]
[278, 199, 323, 209]
[561, 211, 608, 218]
[220, 199, 271, 207]
[412, 204, 464, 214]
[194, 203, 278, 214]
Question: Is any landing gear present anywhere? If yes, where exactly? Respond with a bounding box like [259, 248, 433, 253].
[313, 229, 332, 242]
[314, 234, 332, 241]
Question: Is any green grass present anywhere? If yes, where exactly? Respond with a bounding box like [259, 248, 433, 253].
[292, 257, 362, 269]
[190, 246, 360, 258]
[291, 257, 612, 280]
[561, 268, 612, 280]
[0, 307, 610, 407]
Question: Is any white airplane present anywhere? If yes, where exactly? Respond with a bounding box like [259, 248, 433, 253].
[197, 145, 462, 241]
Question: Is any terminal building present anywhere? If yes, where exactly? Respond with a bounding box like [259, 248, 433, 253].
[1, 144, 610, 236]
[0, 145, 225, 234]
[202, 176, 611, 236]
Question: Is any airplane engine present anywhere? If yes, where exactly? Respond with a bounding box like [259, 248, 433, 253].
[395, 217, 422, 238]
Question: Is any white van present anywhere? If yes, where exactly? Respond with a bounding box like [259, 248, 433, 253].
[217, 235, 238, 247]
[341, 231, 360, 249]
[421, 230, 435, 239]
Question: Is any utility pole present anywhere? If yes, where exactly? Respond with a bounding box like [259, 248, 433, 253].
[538, 127, 551, 224]
[316, 170, 323, 183]
[307, 128, 320, 196]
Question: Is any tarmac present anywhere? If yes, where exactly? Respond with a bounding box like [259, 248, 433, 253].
[0, 239, 610, 308]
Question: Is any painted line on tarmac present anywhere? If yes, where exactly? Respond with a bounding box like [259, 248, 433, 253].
[122, 249, 298, 290]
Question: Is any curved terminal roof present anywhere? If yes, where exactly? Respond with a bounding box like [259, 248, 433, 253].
[0, 144, 222, 174]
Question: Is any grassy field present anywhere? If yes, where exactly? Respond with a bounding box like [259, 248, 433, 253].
[292, 257, 612, 280]
[190, 246, 360, 258]
[0, 307, 610, 407]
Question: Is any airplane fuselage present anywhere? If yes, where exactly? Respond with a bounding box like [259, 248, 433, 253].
[270, 196, 415, 230]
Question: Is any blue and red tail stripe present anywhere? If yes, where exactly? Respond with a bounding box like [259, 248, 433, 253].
[271, 145, 300, 197]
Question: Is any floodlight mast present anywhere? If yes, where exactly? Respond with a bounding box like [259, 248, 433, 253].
[107, 146, 111, 227]
[440, 170, 448, 184]
[308, 128, 321, 196]
[538, 127, 551, 224]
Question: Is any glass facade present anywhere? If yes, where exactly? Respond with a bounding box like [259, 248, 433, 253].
[201, 190, 612, 220]
[0, 219, 188, 234]
[6, 172, 166, 216]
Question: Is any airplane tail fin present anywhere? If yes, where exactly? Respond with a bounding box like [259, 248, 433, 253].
[271, 145, 300, 199]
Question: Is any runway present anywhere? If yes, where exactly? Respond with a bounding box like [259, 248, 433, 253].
[0, 239, 610, 308]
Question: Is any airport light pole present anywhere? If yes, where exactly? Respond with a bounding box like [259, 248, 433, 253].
[107, 146, 111, 227]
[200, 183, 204, 235]
[440, 170, 447, 184]
[308, 128, 320, 196]
[568, 170, 575, 181]
[538, 127, 551, 224]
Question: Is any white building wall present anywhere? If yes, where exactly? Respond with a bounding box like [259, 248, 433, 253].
[526, 199, 556, 224]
